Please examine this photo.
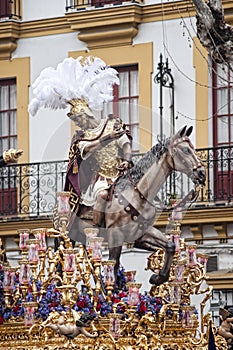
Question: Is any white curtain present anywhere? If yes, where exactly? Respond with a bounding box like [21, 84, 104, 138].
[0, 82, 17, 154]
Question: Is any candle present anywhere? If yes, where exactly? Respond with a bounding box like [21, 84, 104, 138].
[3, 267, 15, 291]
[169, 282, 182, 304]
[18, 229, 30, 250]
[174, 260, 186, 283]
[27, 239, 40, 264]
[181, 306, 195, 328]
[64, 250, 76, 272]
[127, 282, 142, 306]
[89, 237, 104, 261]
[186, 245, 197, 267]
[197, 253, 209, 270]
[23, 302, 37, 326]
[57, 191, 71, 215]
[109, 314, 121, 338]
[103, 260, 115, 286]
[32, 228, 47, 252]
[19, 260, 31, 284]
[83, 227, 99, 253]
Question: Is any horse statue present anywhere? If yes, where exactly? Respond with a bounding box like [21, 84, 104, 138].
[70, 125, 206, 286]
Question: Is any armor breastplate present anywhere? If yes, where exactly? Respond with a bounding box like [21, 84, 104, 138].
[83, 118, 123, 179]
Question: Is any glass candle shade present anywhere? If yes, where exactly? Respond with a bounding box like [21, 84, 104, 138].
[27, 239, 40, 264]
[84, 228, 99, 253]
[170, 233, 180, 253]
[169, 282, 182, 304]
[109, 314, 121, 338]
[18, 229, 30, 250]
[181, 306, 195, 328]
[127, 282, 142, 306]
[19, 260, 31, 284]
[174, 261, 186, 283]
[64, 250, 76, 272]
[186, 245, 197, 267]
[57, 191, 70, 215]
[89, 237, 104, 261]
[103, 260, 115, 286]
[23, 302, 37, 327]
[171, 206, 183, 222]
[3, 267, 16, 291]
[124, 270, 136, 283]
[31, 228, 47, 252]
[197, 253, 209, 270]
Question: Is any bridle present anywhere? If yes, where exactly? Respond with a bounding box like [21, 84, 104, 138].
[166, 136, 204, 175]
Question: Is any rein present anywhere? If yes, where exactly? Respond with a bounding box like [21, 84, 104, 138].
[126, 168, 156, 208]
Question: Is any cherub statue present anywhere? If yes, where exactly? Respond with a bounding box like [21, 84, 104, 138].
[218, 308, 233, 348]
[41, 310, 98, 339]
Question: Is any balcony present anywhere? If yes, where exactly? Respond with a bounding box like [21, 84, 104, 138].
[0, 145, 232, 220]
[65, 0, 143, 11]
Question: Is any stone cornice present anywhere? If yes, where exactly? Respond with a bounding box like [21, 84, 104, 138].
[153, 205, 233, 227]
[0, 0, 232, 56]
[0, 21, 20, 60]
[207, 270, 233, 289]
[1, 205, 233, 235]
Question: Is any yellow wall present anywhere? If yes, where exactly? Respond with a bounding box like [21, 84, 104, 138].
[0, 57, 30, 162]
[69, 43, 153, 152]
[193, 37, 209, 149]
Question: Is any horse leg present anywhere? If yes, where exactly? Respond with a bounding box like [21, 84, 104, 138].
[93, 190, 108, 227]
[134, 227, 175, 286]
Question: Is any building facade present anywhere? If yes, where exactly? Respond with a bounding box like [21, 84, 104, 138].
[0, 0, 233, 324]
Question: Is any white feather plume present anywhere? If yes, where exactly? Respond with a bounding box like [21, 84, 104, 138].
[28, 56, 119, 116]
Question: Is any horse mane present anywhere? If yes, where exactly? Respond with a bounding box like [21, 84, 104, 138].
[115, 138, 170, 191]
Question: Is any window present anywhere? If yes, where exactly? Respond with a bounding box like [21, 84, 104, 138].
[103, 65, 139, 153]
[212, 62, 233, 200]
[213, 62, 233, 147]
[0, 78, 17, 215]
[0, 79, 17, 154]
[0, 0, 10, 17]
[206, 255, 218, 273]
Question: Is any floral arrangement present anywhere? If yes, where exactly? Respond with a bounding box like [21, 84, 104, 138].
[0, 264, 164, 325]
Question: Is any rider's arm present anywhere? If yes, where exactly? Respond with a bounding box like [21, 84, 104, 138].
[79, 129, 126, 159]
[117, 134, 133, 169]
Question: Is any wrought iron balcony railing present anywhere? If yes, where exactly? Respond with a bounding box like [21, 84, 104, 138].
[0, 145, 232, 219]
[0, 0, 21, 20]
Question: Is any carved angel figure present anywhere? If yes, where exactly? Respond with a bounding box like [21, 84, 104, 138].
[40, 310, 98, 339]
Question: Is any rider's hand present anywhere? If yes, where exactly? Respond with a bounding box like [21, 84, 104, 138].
[109, 129, 125, 140]
[100, 130, 125, 145]
[117, 160, 132, 171]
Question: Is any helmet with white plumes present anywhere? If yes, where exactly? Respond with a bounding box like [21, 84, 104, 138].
[28, 56, 119, 119]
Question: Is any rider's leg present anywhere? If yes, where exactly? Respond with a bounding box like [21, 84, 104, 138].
[93, 189, 108, 226]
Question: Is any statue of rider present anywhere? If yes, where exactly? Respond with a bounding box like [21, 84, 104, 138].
[64, 98, 133, 230]
[28, 55, 133, 237]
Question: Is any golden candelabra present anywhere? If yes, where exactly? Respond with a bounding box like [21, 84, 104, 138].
[0, 193, 229, 349]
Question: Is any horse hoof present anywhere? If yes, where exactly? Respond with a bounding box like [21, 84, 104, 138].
[149, 273, 168, 286]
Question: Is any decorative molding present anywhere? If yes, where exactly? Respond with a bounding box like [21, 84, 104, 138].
[66, 5, 142, 48]
[0, 21, 20, 60]
[214, 223, 228, 244]
[189, 224, 203, 244]
[0, 0, 232, 54]
[207, 269, 233, 289]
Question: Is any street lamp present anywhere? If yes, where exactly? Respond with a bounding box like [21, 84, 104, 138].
[154, 53, 175, 141]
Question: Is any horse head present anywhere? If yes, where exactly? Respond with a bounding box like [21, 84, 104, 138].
[167, 126, 206, 186]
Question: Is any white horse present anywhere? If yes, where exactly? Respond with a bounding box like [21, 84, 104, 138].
[72, 126, 206, 285]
